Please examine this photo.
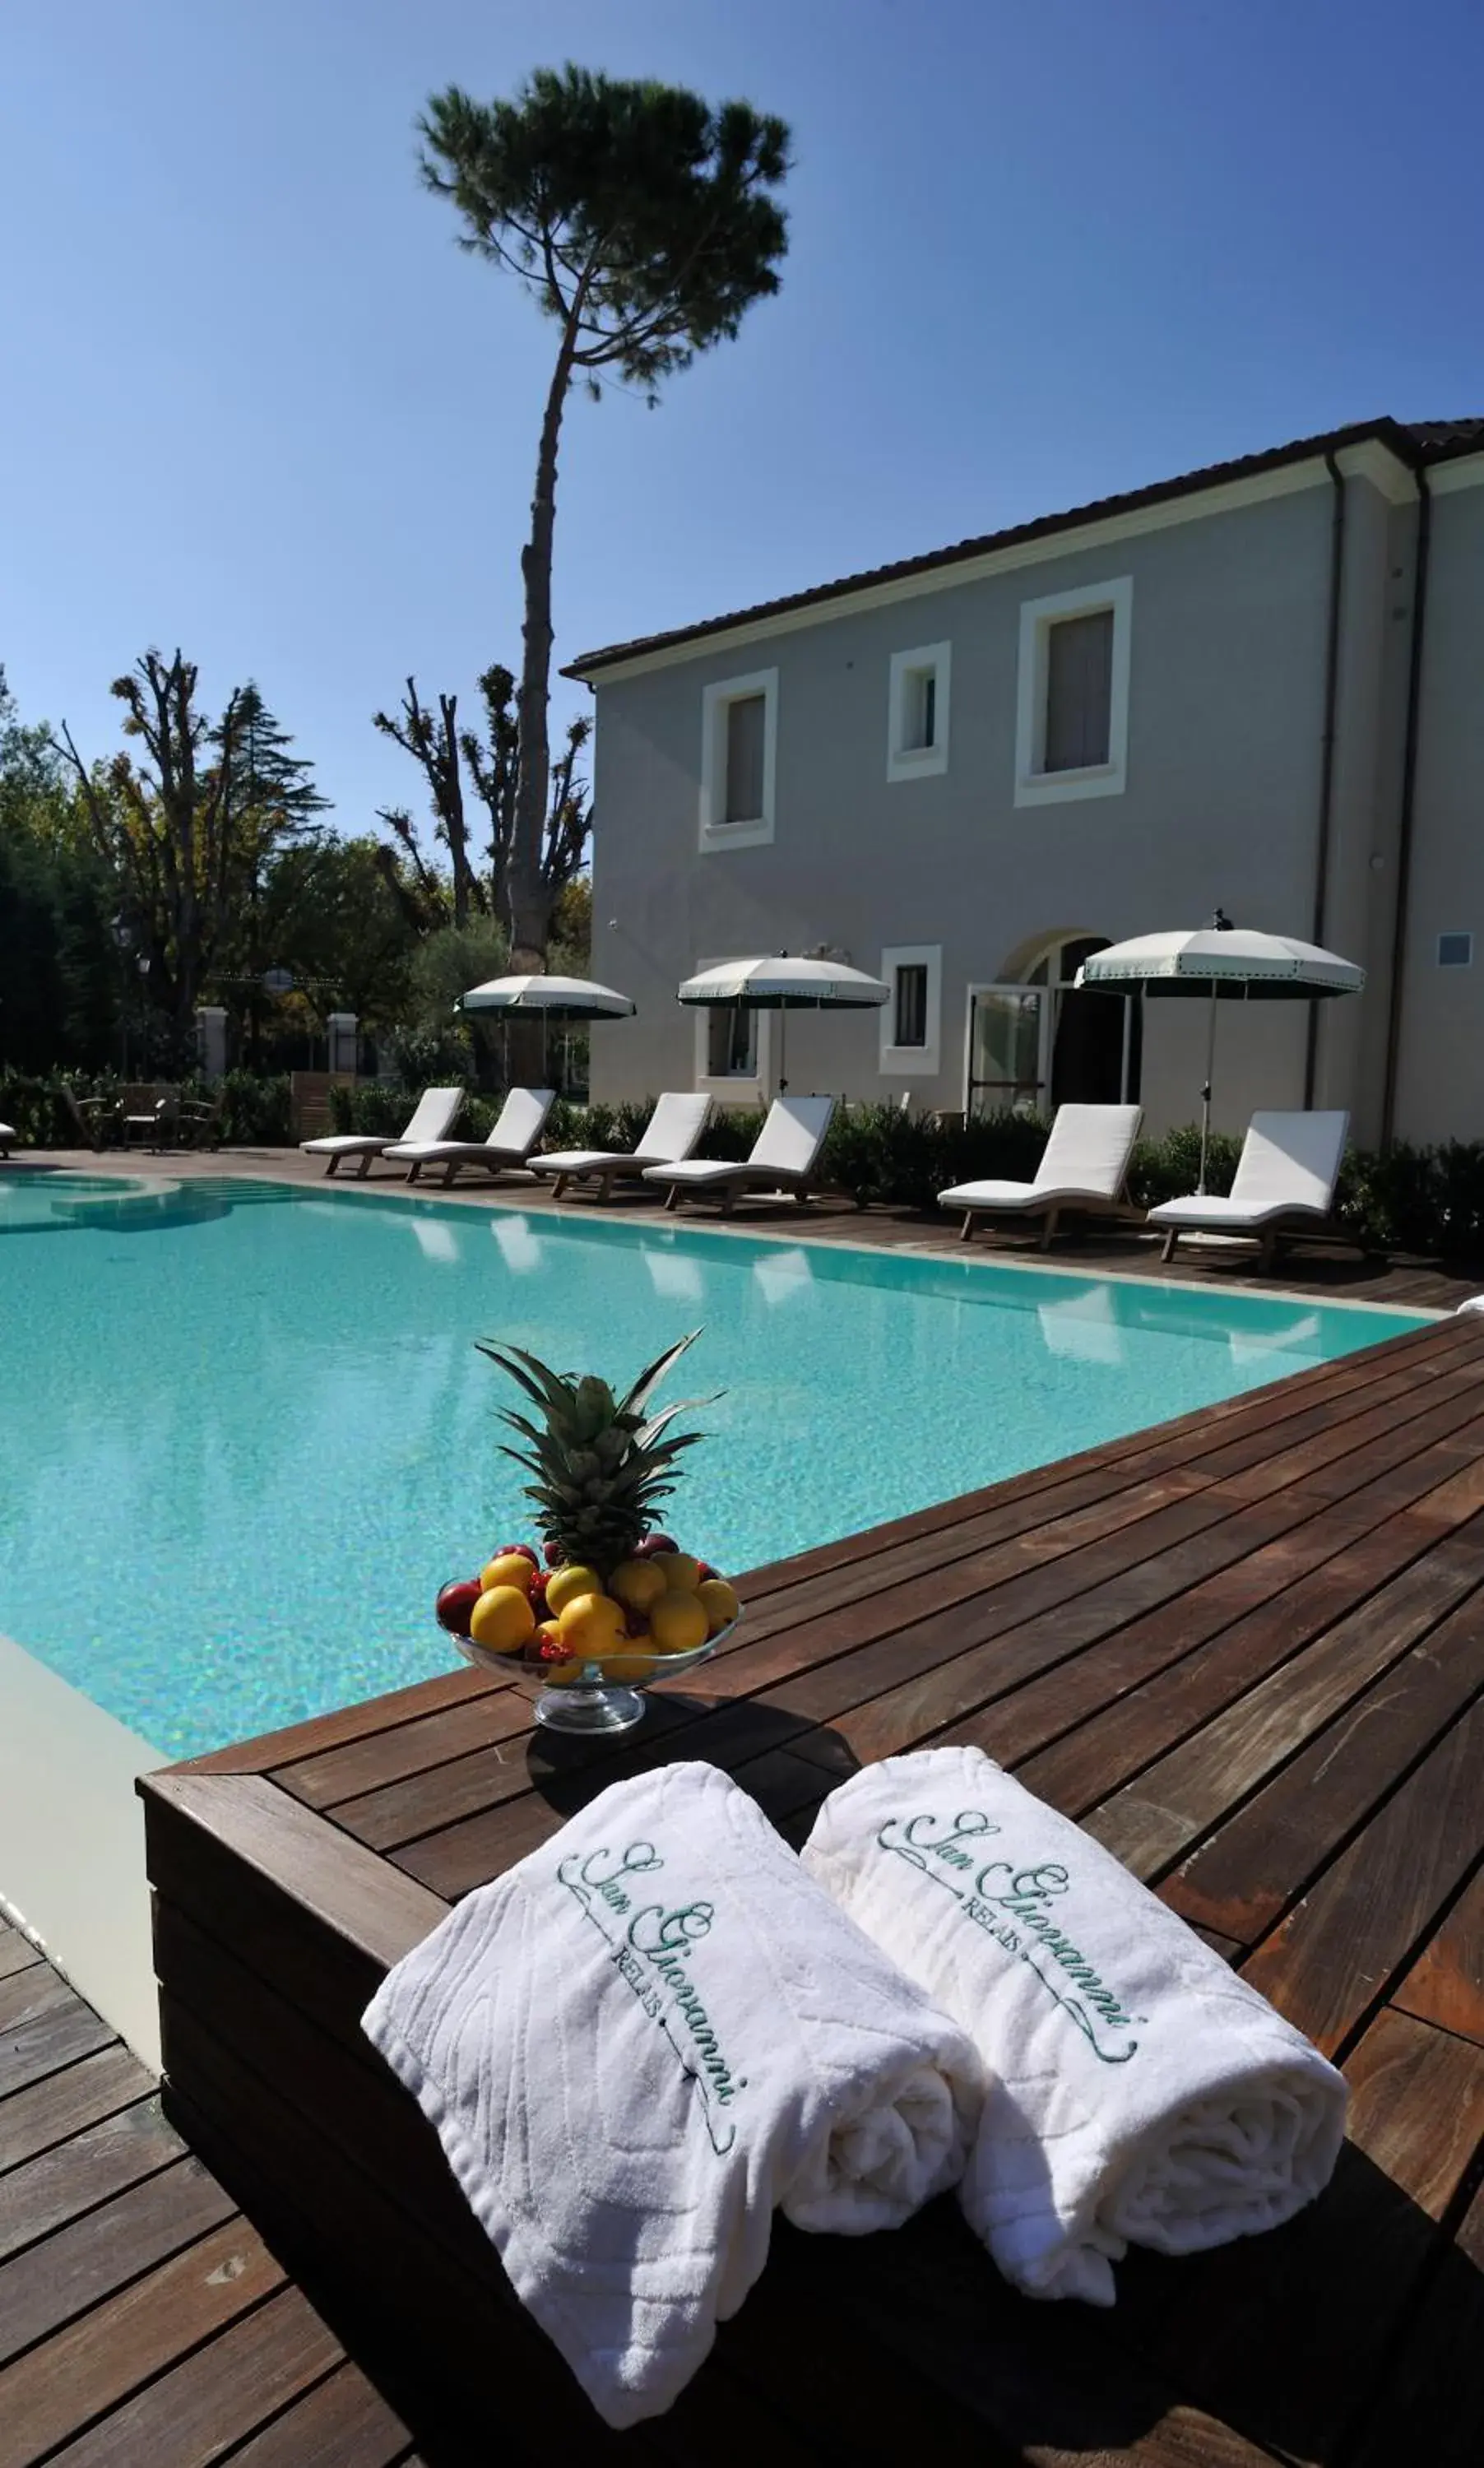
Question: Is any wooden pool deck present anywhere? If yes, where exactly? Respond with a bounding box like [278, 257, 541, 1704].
[5, 1299, 1484, 2458]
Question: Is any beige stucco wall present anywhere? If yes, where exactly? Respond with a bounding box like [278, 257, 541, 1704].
[586, 466, 1429, 1147]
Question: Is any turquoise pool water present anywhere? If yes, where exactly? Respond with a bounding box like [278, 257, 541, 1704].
[0, 1171, 1430, 1758]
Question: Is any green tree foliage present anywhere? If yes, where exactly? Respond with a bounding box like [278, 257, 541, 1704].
[0, 669, 115, 1067]
[419, 65, 789, 963]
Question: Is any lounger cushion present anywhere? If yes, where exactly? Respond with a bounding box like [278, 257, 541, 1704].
[301, 1134, 392, 1157]
[386, 1139, 531, 1165]
[534, 1149, 640, 1176]
[939, 1180, 1110, 1212]
[641, 1159, 788, 1189]
[1147, 1196, 1328, 1230]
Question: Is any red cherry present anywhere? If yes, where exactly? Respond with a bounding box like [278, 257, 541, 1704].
[543, 1540, 565, 1567]
[634, 1534, 679, 1557]
[697, 1562, 718, 1583]
[536, 1635, 576, 1666]
[499, 1542, 540, 1569]
[435, 1579, 483, 1639]
[527, 1572, 550, 1617]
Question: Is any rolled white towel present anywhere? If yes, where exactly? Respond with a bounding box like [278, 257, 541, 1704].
[363, 1759, 981, 2428]
[801, 1746, 1347, 2308]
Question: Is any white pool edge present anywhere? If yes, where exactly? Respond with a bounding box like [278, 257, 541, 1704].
[0, 1630, 163, 2069]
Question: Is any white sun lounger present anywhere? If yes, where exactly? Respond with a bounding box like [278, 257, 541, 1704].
[1148, 1110, 1350, 1273]
[301, 1086, 462, 1179]
[385, 1087, 556, 1186]
[642, 1095, 838, 1216]
[0, 1122, 16, 1157]
[939, 1103, 1144, 1249]
[531, 1093, 712, 1202]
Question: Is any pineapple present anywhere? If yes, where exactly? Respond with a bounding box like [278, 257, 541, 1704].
[477, 1328, 714, 1580]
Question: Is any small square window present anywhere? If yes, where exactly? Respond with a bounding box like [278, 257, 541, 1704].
[893, 964, 929, 1047]
[888, 643, 950, 781]
[1438, 933, 1473, 967]
[879, 944, 941, 1074]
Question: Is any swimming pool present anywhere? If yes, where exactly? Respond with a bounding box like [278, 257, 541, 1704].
[0, 1172, 1430, 1758]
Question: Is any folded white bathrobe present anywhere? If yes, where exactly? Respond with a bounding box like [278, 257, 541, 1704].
[802, 1747, 1347, 2308]
[363, 1760, 982, 2428]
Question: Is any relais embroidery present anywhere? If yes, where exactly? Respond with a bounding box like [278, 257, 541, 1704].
[556, 1841, 749, 2152]
[875, 1810, 1147, 2063]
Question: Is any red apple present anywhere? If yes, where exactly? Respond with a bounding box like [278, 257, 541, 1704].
[697, 1562, 718, 1583]
[634, 1534, 679, 1557]
[499, 1542, 540, 1569]
[435, 1579, 483, 1638]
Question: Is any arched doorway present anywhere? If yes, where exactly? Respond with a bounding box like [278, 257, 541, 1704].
[966, 931, 1142, 1117]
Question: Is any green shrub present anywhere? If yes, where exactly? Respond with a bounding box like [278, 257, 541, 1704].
[215, 1071, 291, 1145]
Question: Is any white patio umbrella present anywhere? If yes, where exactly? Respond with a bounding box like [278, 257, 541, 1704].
[457, 973, 636, 1088]
[1075, 913, 1365, 1192]
[676, 954, 889, 1095]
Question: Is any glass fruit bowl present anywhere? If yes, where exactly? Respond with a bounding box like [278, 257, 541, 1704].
[450, 1616, 739, 1735]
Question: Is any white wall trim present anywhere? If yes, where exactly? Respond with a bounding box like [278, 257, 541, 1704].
[879, 944, 943, 1075]
[1426, 454, 1484, 498]
[1013, 575, 1133, 808]
[698, 668, 778, 853]
[886, 643, 951, 782]
[1334, 440, 1420, 505]
[579, 457, 1335, 685]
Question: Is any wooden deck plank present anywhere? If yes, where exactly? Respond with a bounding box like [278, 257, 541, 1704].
[0, 2044, 156, 2175]
[1162, 1594, 1484, 1942]
[0, 1925, 43, 1983]
[1390, 1862, 1484, 2046]
[1083, 1527, 1484, 1882]
[44, 2285, 345, 2468]
[0, 2092, 184, 2262]
[1240, 1695, 1484, 2054]
[0, 2213, 286, 2466]
[0, 2155, 236, 2368]
[0, 1979, 114, 2103]
[218, 2360, 415, 2468]
[1344, 2168, 1484, 2467]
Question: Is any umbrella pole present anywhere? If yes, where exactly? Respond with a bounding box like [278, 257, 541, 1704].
[777, 1006, 787, 1097]
[1199, 981, 1218, 1195]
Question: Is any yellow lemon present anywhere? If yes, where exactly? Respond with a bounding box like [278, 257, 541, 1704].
[601, 1649, 659, 1684]
[468, 1585, 536, 1654]
[697, 1578, 740, 1636]
[556, 1592, 630, 1658]
[545, 1563, 603, 1617]
[660, 1552, 704, 1593]
[609, 1558, 668, 1612]
[480, 1551, 536, 1595]
[648, 1591, 709, 1655]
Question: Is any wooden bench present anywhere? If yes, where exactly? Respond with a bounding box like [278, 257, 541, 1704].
[139, 1308, 1484, 2463]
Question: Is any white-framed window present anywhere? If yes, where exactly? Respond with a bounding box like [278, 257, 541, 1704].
[879, 944, 942, 1076]
[699, 669, 778, 851]
[1014, 576, 1133, 807]
[693, 958, 771, 1100]
[887, 642, 950, 782]
[1438, 932, 1474, 967]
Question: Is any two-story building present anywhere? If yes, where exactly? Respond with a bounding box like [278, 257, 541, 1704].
[568, 415, 1484, 1148]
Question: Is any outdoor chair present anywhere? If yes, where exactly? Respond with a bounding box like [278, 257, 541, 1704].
[0, 1122, 15, 1157]
[531, 1093, 712, 1202]
[300, 1087, 463, 1179]
[63, 1088, 120, 1152]
[1148, 1110, 1351, 1272]
[177, 1089, 225, 1150]
[939, 1103, 1145, 1249]
[384, 1088, 556, 1186]
[642, 1095, 838, 1216]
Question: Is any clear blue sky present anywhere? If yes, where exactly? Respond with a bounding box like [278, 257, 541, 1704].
[4, 0, 1483, 832]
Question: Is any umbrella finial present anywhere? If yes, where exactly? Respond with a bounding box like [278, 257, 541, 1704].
[1211, 907, 1234, 931]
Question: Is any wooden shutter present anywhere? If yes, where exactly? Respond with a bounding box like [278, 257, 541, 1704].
[1044, 610, 1114, 771]
[724, 695, 767, 821]
[894, 965, 928, 1046]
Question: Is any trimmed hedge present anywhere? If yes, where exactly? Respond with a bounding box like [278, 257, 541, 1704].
[14, 1069, 1484, 1262]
